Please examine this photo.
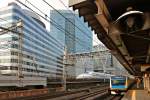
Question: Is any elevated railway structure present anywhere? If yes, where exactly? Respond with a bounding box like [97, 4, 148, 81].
[69, 0, 150, 76]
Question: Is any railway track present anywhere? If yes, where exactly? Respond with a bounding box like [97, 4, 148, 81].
[9, 85, 109, 100]
[71, 87, 109, 100]
[104, 95, 123, 100]
[47, 86, 109, 100]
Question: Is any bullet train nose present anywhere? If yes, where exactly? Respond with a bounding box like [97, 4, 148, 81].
[76, 74, 93, 79]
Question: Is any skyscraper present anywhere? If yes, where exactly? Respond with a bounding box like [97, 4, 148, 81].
[0, 2, 63, 87]
[50, 10, 93, 53]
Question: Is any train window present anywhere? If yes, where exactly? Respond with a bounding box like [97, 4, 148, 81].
[111, 79, 126, 85]
[111, 76, 126, 86]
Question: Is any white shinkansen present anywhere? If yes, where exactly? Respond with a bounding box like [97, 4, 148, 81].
[76, 71, 113, 79]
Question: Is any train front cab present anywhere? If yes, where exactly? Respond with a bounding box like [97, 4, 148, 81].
[110, 76, 128, 95]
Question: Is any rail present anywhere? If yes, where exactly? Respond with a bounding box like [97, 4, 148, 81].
[104, 95, 123, 100]
[71, 87, 109, 100]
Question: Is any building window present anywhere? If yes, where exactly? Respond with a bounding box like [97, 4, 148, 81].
[11, 51, 18, 56]
[11, 44, 18, 48]
[10, 66, 18, 70]
[11, 59, 18, 63]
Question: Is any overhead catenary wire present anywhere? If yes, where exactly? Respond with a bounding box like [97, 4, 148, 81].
[0, 17, 10, 23]
[0, 18, 23, 35]
[0, 26, 22, 35]
[0, 17, 12, 28]
[17, 0, 92, 51]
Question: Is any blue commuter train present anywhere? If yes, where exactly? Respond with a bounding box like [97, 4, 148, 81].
[109, 76, 134, 95]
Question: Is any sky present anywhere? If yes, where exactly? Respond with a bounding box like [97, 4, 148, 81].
[0, 0, 102, 46]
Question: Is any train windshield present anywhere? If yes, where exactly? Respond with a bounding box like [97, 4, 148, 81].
[111, 76, 126, 85]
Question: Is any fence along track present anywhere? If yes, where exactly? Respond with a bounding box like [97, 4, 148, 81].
[10, 85, 109, 100]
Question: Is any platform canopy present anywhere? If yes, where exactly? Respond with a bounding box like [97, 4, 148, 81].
[69, 0, 150, 75]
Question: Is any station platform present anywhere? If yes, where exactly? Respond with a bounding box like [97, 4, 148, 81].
[122, 90, 150, 100]
[122, 82, 150, 100]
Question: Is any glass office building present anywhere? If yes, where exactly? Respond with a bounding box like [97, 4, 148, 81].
[0, 2, 63, 87]
[50, 10, 93, 53]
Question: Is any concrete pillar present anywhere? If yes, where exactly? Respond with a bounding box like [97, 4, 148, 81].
[148, 74, 150, 93]
[143, 76, 146, 89]
[146, 74, 150, 91]
[144, 74, 146, 89]
[147, 77, 149, 91]
[146, 76, 148, 90]
[144, 73, 148, 90]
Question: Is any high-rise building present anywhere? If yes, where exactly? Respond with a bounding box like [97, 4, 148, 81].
[0, 2, 63, 87]
[50, 10, 93, 53]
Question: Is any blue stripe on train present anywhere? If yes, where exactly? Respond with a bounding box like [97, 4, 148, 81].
[111, 85, 127, 89]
